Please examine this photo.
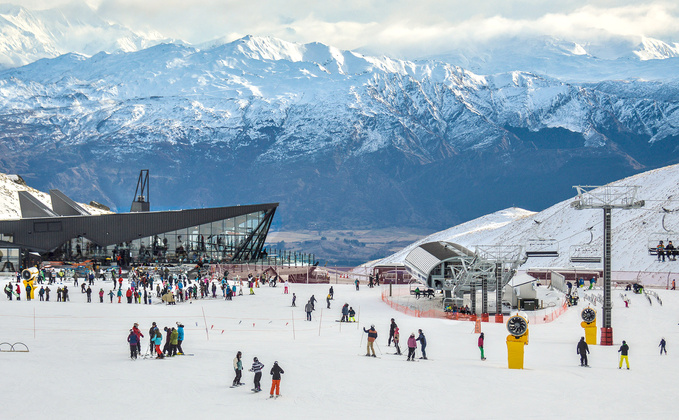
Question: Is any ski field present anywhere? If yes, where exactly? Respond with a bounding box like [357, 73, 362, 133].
[1, 279, 677, 419]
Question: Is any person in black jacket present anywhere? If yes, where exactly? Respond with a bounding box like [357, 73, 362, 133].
[416, 329, 427, 359]
[618, 340, 630, 369]
[388, 318, 396, 346]
[269, 361, 284, 398]
[577, 337, 590, 366]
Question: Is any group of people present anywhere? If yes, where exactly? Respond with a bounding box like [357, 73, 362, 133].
[126, 321, 185, 359]
[362, 319, 428, 360]
[231, 351, 285, 398]
[655, 240, 677, 262]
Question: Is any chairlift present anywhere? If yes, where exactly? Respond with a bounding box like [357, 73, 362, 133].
[525, 238, 559, 258]
[569, 227, 601, 264]
[647, 209, 678, 257]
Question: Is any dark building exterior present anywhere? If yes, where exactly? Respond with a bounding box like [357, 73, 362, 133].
[0, 188, 277, 270]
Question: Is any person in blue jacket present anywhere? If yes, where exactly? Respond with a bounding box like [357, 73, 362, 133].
[127, 329, 139, 359]
[152, 327, 164, 359]
[176, 322, 185, 355]
[416, 329, 427, 359]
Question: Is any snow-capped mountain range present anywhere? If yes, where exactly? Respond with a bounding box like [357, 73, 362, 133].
[0, 4, 678, 234]
[0, 4, 169, 69]
[375, 163, 679, 272]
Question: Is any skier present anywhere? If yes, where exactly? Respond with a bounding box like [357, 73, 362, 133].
[577, 337, 589, 366]
[127, 329, 139, 360]
[233, 351, 244, 387]
[269, 361, 284, 398]
[291, 293, 296, 307]
[284, 280, 289, 294]
[117, 288, 122, 303]
[305, 301, 313, 321]
[132, 323, 144, 355]
[309, 295, 316, 310]
[162, 327, 171, 355]
[407, 333, 417, 361]
[39, 286, 45, 301]
[341, 303, 349, 322]
[149, 322, 158, 354]
[329, 286, 334, 300]
[86, 286, 92, 303]
[388, 318, 396, 346]
[416, 329, 427, 359]
[152, 327, 164, 359]
[393, 325, 401, 355]
[169, 327, 179, 356]
[479, 332, 486, 360]
[249, 357, 264, 392]
[618, 340, 630, 369]
[355, 279, 359, 291]
[45, 286, 50, 301]
[363, 325, 378, 357]
[659, 337, 667, 355]
[98, 288, 104, 303]
[348, 307, 356, 322]
[326, 293, 331, 309]
[176, 322, 185, 355]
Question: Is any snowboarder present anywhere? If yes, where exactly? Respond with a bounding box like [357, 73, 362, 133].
[577, 337, 589, 366]
[291, 293, 296, 307]
[659, 338, 667, 355]
[127, 329, 139, 359]
[305, 301, 313, 321]
[363, 325, 378, 357]
[407, 333, 417, 361]
[233, 351, 244, 386]
[348, 307, 356, 322]
[176, 322, 185, 355]
[269, 361, 284, 398]
[479, 332, 486, 360]
[249, 357, 264, 392]
[416, 329, 427, 359]
[618, 340, 630, 369]
[388, 318, 396, 346]
[393, 325, 401, 355]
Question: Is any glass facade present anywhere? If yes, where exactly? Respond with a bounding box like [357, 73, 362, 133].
[0, 247, 19, 272]
[45, 210, 270, 265]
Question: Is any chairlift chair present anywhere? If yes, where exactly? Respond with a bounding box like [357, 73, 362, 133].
[525, 238, 559, 258]
[569, 227, 602, 264]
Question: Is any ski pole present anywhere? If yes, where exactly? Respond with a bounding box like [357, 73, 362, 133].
[360, 330, 365, 348]
[375, 342, 383, 355]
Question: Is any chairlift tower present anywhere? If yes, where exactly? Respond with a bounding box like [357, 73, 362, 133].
[131, 170, 150, 212]
[571, 185, 644, 345]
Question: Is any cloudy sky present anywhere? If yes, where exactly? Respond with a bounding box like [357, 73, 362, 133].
[14, 0, 679, 57]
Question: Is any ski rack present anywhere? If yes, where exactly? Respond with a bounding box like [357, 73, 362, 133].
[0, 342, 29, 352]
[644, 289, 663, 305]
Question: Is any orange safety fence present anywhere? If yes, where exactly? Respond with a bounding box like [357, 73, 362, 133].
[381, 287, 570, 324]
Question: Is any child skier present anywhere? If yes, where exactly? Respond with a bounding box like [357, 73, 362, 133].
[249, 357, 264, 392]
[348, 307, 356, 322]
[478, 332, 486, 360]
[393, 325, 401, 355]
[269, 361, 284, 398]
[407, 333, 417, 361]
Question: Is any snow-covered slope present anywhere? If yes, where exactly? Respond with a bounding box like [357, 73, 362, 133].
[376, 164, 679, 272]
[0, 173, 109, 219]
[0, 4, 168, 69]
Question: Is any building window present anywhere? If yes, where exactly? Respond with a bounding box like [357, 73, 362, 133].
[34, 222, 63, 232]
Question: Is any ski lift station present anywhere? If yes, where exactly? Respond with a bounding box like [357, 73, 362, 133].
[403, 241, 524, 320]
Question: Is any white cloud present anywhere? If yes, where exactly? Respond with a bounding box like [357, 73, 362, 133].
[11, 0, 679, 58]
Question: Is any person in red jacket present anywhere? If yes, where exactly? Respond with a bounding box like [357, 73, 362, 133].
[478, 332, 486, 360]
[126, 288, 133, 303]
[132, 323, 144, 355]
[15, 283, 21, 300]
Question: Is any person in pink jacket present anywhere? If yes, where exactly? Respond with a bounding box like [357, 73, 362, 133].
[407, 333, 417, 361]
[478, 332, 486, 360]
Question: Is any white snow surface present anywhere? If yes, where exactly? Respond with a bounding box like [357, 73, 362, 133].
[375, 163, 679, 273]
[1, 280, 677, 419]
